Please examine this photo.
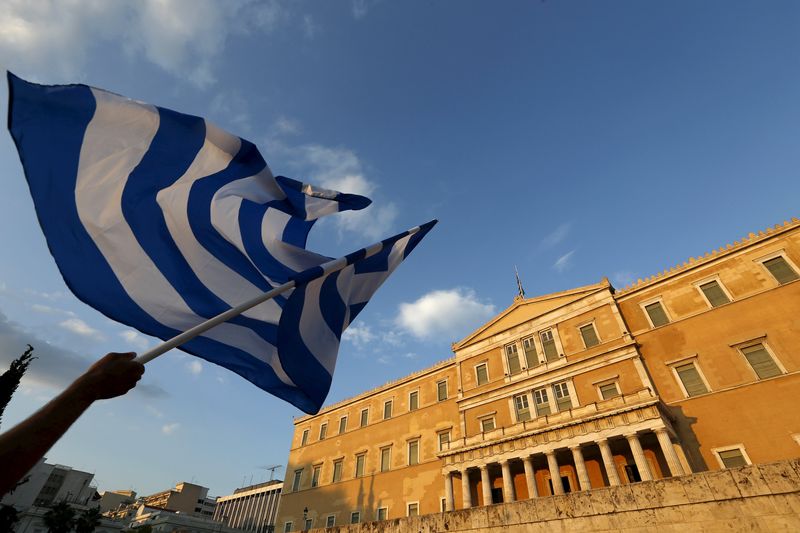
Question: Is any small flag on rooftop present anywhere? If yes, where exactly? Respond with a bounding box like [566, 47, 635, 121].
[6, 72, 435, 414]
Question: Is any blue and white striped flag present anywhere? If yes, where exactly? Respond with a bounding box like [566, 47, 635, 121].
[7, 72, 435, 414]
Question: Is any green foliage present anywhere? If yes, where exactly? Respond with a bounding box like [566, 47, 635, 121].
[75, 507, 102, 533]
[0, 344, 36, 429]
[43, 501, 75, 533]
[0, 505, 20, 531]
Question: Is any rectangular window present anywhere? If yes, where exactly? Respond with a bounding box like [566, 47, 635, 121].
[475, 363, 489, 386]
[338, 416, 348, 434]
[699, 280, 731, 307]
[437, 380, 448, 401]
[384, 400, 393, 420]
[599, 382, 620, 400]
[332, 459, 343, 483]
[283, 521, 292, 533]
[763, 256, 799, 284]
[311, 465, 321, 488]
[408, 440, 419, 465]
[355, 453, 366, 477]
[326, 516, 335, 528]
[291, 470, 302, 492]
[534, 388, 551, 416]
[674, 361, 709, 397]
[513, 394, 531, 422]
[407, 503, 419, 517]
[716, 447, 749, 468]
[377, 507, 388, 521]
[504, 343, 522, 375]
[409, 390, 419, 411]
[319, 423, 327, 440]
[553, 382, 572, 411]
[740, 343, 782, 379]
[438, 431, 450, 451]
[579, 323, 600, 348]
[350, 512, 360, 524]
[441, 497, 447, 512]
[540, 330, 559, 361]
[360, 408, 369, 427]
[301, 429, 309, 446]
[304, 519, 313, 530]
[523, 337, 539, 367]
[380, 447, 391, 472]
[644, 301, 670, 328]
[480, 417, 495, 432]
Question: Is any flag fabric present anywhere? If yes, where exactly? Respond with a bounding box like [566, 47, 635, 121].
[7, 72, 435, 414]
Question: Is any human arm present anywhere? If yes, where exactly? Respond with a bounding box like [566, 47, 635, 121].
[0, 352, 144, 496]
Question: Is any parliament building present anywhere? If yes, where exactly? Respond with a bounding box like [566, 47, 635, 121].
[276, 218, 800, 532]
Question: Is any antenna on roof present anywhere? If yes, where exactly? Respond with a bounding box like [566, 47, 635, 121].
[514, 265, 526, 298]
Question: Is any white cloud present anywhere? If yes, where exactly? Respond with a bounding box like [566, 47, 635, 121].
[302, 14, 318, 39]
[0, 0, 292, 88]
[59, 318, 105, 341]
[119, 330, 150, 351]
[341, 322, 376, 348]
[161, 422, 180, 435]
[274, 116, 302, 136]
[30, 304, 75, 317]
[289, 144, 398, 240]
[541, 223, 571, 248]
[185, 360, 203, 375]
[0, 310, 166, 397]
[553, 250, 576, 273]
[396, 289, 495, 340]
[352, 0, 382, 19]
[145, 405, 164, 419]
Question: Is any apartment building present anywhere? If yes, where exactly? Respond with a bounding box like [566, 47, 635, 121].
[213, 480, 283, 532]
[276, 218, 800, 531]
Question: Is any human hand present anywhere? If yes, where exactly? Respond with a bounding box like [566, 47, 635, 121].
[71, 352, 145, 402]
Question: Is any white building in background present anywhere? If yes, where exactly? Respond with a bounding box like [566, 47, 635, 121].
[213, 480, 282, 532]
[1, 458, 96, 509]
[127, 504, 240, 532]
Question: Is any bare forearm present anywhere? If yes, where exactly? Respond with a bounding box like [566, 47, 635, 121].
[0, 382, 93, 496]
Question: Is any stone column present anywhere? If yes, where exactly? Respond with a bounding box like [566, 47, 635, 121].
[522, 456, 538, 499]
[480, 465, 493, 505]
[501, 460, 515, 503]
[625, 433, 653, 481]
[655, 428, 685, 477]
[597, 438, 621, 486]
[570, 445, 591, 491]
[444, 471, 455, 511]
[461, 469, 472, 509]
[545, 450, 564, 495]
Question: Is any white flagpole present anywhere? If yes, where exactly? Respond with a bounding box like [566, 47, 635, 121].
[133, 224, 426, 364]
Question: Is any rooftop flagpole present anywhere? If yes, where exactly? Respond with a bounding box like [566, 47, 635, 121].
[134, 222, 431, 364]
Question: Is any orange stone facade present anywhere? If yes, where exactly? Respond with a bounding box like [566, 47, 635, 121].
[276, 218, 800, 532]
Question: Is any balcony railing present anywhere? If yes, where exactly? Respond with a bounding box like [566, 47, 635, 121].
[443, 388, 657, 452]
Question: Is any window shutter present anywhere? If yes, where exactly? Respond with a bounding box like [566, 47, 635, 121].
[700, 281, 730, 307]
[764, 257, 799, 284]
[644, 302, 670, 327]
[718, 449, 747, 468]
[579, 324, 600, 348]
[742, 344, 781, 379]
[675, 363, 708, 396]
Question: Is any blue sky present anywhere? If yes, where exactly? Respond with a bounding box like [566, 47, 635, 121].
[0, 0, 798, 496]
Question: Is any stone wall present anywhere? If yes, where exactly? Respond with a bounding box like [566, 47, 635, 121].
[313, 459, 800, 532]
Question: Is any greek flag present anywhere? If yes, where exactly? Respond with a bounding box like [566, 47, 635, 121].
[7, 72, 435, 414]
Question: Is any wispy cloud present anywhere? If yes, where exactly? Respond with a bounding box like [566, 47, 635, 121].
[119, 330, 150, 351]
[341, 322, 376, 348]
[146, 405, 165, 419]
[541, 223, 571, 248]
[185, 360, 203, 375]
[553, 250, 576, 273]
[161, 422, 180, 435]
[612, 270, 637, 288]
[352, 0, 382, 19]
[31, 304, 75, 317]
[59, 318, 105, 341]
[0, 0, 294, 88]
[396, 288, 495, 341]
[0, 309, 166, 397]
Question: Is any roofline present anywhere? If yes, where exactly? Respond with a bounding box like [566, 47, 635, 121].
[294, 356, 456, 423]
[615, 217, 800, 297]
[451, 279, 611, 351]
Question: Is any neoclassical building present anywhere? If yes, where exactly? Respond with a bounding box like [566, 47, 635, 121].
[276, 218, 800, 531]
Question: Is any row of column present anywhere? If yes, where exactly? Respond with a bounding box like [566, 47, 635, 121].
[443, 428, 685, 511]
